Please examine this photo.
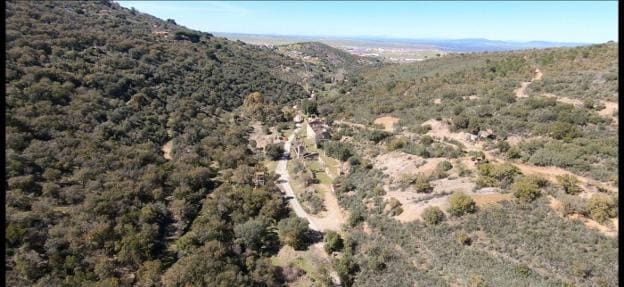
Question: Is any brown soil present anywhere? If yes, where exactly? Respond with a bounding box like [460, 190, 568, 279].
[162, 140, 173, 160]
[373, 116, 400, 132]
[471, 193, 513, 207]
[312, 187, 347, 232]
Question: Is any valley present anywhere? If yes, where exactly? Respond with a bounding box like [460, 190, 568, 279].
[4, 1, 618, 287]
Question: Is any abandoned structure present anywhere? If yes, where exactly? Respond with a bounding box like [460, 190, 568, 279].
[253, 172, 265, 186]
[306, 117, 330, 148]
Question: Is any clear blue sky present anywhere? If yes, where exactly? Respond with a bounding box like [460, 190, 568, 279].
[118, 1, 617, 43]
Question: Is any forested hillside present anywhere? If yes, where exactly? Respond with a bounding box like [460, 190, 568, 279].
[5, 1, 319, 285]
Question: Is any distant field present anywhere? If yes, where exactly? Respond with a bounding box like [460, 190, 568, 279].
[215, 32, 446, 62]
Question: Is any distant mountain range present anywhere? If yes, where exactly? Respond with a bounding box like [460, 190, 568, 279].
[215, 32, 591, 52]
[377, 37, 589, 52]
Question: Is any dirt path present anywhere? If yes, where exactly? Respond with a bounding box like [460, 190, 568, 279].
[421, 118, 615, 193]
[276, 128, 321, 231]
[548, 196, 617, 237]
[275, 127, 347, 232]
[514, 68, 542, 98]
[313, 189, 347, 232]
[518, 69, 618, 125]
[162, 140, 173, 160]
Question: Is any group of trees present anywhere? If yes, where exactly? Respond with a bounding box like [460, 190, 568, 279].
[5, 1, 317, 285]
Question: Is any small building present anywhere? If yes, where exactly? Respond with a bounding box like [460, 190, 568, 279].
[306, 117, 330, 148]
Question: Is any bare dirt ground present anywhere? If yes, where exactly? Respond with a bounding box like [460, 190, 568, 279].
[389, 187, 506, 223]
[162, 140, 173, 160]
[312, 187, 347, 232]
[422, 119, 483, 152]
[471, 192, 513, 207]
[374, 151, 427, 180]
[373, 116, 400, 132]
[543, 93, 583, 107]
[462, 95, 480, 100]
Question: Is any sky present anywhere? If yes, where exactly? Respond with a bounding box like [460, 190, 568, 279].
[118, 1, 618, 43]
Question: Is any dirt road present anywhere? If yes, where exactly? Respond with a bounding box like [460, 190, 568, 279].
[275, 128, 321, 231]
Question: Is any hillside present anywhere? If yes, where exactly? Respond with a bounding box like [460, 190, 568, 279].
[4, 1, 618, 287]
[273, 42, 380, 93]
[5, 1, 322, 286]
[309, 43, 618, 286]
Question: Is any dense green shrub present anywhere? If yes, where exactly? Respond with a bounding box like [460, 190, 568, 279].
[448, 192, 477, 217]
[324, 231, 344, 254]
[586, 194, 617, 223]
[557, 174, 582, 195]
[265, 143, 284, 160]
[422, 206, 445, 225]
[367, 130, 392, 143]
[323, 140, 353, 161]
[387, 137, 408, 151]
[477, 162, 521, 188]
[511, 176, 541, 202]
[277, 217, 310, 250]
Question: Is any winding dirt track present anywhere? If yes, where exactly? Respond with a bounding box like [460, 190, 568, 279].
[274, 127, 346, 232]
[275, 128, 321, 231]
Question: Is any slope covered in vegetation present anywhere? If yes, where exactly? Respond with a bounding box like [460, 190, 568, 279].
[5, 1, 319, 286]
[319, 44, 618, 182]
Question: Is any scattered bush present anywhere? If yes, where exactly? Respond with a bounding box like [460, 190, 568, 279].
[414, 175, 433, 193]
[557, 174, 582, 195]
[387, 137, 407, 151]
[385, 197, 403, 216]
[586, 194, 617, 223]
[448, 191, 477, 216]
[511, 176, 541, 202]
[422, 206, 445, 225]
[477, 162, 521, 188]
[467, 274, 488, 287]
[367, 130, 392, 143]
[455, 231, 472, 245]
[301, 189, 325, 214]
[437, 160, 453, 172]
[496, 140, 511, 153]
[419, 135, 434, 146]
